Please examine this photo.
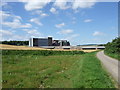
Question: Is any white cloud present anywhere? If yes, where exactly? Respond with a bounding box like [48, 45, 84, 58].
[93, 31, 105, 36]
[0, 11, 10, 21]
[84, 19, 92, 22]
[50, 7, 57, 14]
[0, 29, 25, 41]
[22, 29, 42, 37]
[15, 16, 22, 20]
[30, 18, 43, 26]
[57, 29, 73, 34]
[31, 10, 48, 17]
[72, 0, 96, 9]
[20, 0, 96, 11]
[21, 23, 32, 28]
[40, 13, 48, 17]
[54, 0, 70, 10]
[1, 11, 32, 29]
[2, 19, 32, 28]
[20, 0, 51, 11]
[55, 22, 65, 28]
[23, 29, 38, 34]
[0, 29, 42, 41]
[32, 10, 42, 15]
[0, 11, 22, 21]
[55, 0, 96, 10]
[0, 30, 13, 36]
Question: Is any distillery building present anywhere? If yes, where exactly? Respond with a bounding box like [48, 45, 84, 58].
[29, 37, 70, 47]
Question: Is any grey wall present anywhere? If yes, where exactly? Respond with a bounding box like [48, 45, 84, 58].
[38, 39, 48, 46]
[33, 38, 38, 46]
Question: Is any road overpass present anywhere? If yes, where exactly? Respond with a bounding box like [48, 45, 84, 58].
[39, 46, 105, 50]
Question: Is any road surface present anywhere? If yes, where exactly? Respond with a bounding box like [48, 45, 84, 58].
[97, 51, 120, 86]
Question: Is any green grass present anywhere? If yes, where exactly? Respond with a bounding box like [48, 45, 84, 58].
[104, 52, 120, 61]
[2, 50, 115, 88]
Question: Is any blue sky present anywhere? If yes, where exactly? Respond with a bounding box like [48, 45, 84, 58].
[1, 1, 118, 45]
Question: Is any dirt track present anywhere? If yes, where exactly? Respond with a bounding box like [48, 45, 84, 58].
[97, 51, 120, 87]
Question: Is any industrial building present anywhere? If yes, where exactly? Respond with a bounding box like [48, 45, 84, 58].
[29, 37, 105, 50]
[29, 37, 70, 47]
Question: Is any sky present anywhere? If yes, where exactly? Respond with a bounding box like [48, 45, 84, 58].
[0, 0, 118, 45]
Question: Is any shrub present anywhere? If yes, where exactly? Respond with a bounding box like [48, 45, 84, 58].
[105, 37, 120, 54]
[2, 50, 85, 56]
[104, 37, 120, 60]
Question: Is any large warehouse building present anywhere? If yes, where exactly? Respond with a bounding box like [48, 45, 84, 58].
[29, 37, 70, 47]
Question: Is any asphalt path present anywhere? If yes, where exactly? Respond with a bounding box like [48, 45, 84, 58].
[97, 51, 120, 86]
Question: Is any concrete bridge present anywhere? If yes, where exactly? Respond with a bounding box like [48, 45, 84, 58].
[80, 46, 105, 50]
[39, 46, 105, 50]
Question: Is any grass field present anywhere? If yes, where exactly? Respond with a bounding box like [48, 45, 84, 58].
[2, 50, 115, 88]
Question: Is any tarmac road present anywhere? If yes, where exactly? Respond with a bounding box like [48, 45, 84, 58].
[97, 51, 120, 86]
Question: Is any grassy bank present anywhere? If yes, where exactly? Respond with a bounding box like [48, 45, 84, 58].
[104, 51, 120, 61]
[2, 50, 114, 88]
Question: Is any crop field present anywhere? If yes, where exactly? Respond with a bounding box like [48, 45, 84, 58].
[2, 50, 115, 88]
[0, 44, 97, 52]
[0, 44, 46, 50]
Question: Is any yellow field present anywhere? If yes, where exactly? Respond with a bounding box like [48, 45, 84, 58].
[0, 44, 97, 52]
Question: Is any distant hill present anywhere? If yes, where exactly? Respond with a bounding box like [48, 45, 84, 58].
[77, 44, 105, 46]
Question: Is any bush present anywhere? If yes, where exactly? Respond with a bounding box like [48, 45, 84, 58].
[105, 37, 120, 54]
[104, 37, 120, 60]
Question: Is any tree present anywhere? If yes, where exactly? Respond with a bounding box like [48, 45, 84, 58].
[2, 41, 29, 46]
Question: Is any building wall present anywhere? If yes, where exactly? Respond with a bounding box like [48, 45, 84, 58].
[38, 39, 48, 46]
[29, 37, 70, 47]
[33, 38, 38, 46]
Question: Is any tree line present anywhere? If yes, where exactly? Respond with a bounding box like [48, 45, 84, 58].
[1, 41, 29, 46]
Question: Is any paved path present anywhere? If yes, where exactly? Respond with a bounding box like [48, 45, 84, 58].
[97, 51, 120, 86]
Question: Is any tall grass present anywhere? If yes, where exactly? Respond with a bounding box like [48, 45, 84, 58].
[2, 50, 115, 88]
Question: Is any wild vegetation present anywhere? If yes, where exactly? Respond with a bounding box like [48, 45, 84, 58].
[2, 50, 85, 56]
[104, 37, 120, 60]
[2, 50, 114, 88]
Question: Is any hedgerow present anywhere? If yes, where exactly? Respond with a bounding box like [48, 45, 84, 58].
[2, 50, 85, 56]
